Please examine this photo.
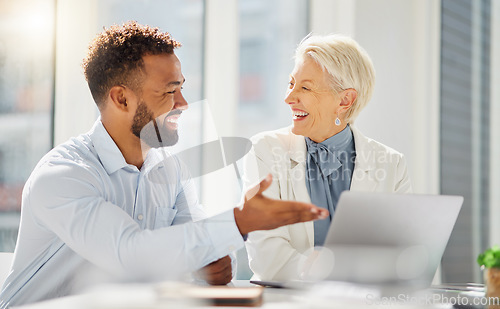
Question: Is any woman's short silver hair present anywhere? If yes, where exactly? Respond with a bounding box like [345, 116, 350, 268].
[295, 34, 375, 123]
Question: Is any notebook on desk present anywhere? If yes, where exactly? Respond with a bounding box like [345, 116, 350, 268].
[252, 192, 463, 289]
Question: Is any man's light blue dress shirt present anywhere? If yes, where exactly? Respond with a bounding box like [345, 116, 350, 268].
[0, 119, 244, 308]
[305, 125, 356, 246]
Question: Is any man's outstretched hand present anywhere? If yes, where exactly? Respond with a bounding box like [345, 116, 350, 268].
[234, 174, 329, 236]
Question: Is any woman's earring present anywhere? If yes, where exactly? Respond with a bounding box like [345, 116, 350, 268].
[335, 117, 341, 126]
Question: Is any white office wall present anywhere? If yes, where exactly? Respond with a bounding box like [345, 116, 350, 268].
[310, 0, 356, 36]
[354, 0, 441, 196]
[310, 0, 440, 195]
[54, 0, 98, 145]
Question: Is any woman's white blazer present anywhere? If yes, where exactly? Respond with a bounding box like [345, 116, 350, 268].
[242, 125, 412, 281]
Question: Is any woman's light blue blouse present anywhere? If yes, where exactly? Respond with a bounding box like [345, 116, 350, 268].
[305, 125, 356, 246]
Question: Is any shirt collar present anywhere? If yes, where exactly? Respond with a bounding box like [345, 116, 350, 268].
[305, 124, 353, 153]
[290, 124, 379, 171]
[142, 148, 169, 174]
[89, 119, 131, 175]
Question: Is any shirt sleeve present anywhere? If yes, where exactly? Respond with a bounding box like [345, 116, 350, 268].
[171, 154, 207, 224]
[28, 160, 244, 281]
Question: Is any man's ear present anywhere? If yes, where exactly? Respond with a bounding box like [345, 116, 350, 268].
[108, 86, 129, 111]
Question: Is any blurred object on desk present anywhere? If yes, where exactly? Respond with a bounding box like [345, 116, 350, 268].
[157, 282, 263, 307]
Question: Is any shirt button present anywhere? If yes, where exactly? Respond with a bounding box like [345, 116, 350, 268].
[137, 214, 144, 221]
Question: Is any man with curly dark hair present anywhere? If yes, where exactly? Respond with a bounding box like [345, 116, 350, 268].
[82, 21, 184, 149]
[0, 21, 327, 307]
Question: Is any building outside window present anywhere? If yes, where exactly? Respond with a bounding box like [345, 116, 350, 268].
[0, 0, 55, 251]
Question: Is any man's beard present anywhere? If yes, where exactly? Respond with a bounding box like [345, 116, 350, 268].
[131, 101, 179, 148]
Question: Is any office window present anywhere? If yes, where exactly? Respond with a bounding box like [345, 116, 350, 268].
[234, 0, 309, 279]
[237, 0, 309, 138]
[440, 0, 491, 283]
[0, 0, 55, 251]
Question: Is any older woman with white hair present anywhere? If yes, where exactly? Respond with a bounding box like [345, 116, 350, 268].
[243, 34, 412, 281]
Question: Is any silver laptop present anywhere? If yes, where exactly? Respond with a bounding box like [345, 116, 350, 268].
[302, 191, 463, 287]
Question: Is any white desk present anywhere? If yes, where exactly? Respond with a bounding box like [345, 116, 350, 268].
[13, 280, 484, 309]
